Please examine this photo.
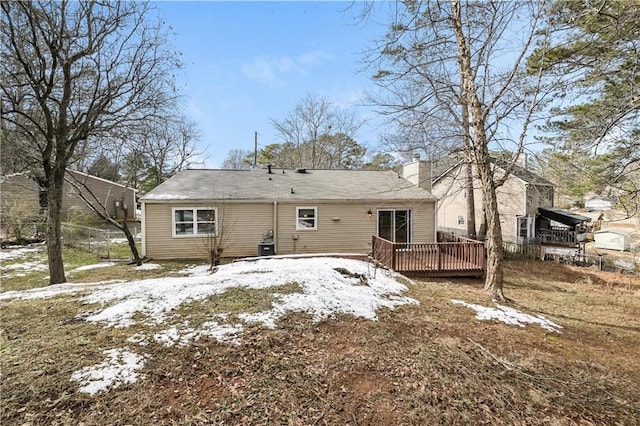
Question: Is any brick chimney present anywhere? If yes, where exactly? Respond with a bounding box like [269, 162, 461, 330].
[400, 154, 431, 192]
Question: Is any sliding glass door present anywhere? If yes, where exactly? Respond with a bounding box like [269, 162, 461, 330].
[378, 210, 412, 244]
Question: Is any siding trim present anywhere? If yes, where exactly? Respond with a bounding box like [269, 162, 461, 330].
[141, 202, 146, 256]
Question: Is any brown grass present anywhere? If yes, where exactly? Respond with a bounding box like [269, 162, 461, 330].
[1, 259, 639, 425]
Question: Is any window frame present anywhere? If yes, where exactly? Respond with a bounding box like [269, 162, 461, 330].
[172, 207, 217, 238]
[296, 206, 318, 231]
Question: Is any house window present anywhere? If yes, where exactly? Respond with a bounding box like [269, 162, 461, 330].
[457, 215, 465, 225]
[173, 207, 216, 237]
[378, 209, 412, 243]
[538, 188, 552, 207]
[516, 216, 535, 242]
[296, 206, 317, 230]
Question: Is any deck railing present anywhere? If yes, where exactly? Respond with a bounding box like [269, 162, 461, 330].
[371, 233, 486, 277]
[536, 227, 577, 245]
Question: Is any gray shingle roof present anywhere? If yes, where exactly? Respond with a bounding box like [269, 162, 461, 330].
[141, 168, 436, 202]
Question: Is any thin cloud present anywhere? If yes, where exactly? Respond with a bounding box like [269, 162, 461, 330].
[241, 50, 333, 84]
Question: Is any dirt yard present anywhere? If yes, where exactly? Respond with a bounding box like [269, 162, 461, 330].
[1, 258, 639, 425]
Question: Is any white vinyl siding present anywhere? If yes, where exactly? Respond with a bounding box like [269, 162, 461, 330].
[143, 201, 435, 259]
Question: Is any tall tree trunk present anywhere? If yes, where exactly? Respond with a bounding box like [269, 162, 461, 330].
[121, 220, 142, 266]
[464, 157, 477, 238]
[46, 168, 66, 284]
[478, 159, 505, 300]
[452, 0, 505, 300]
[461, 98, 476, 239]
[478, 205, 487, 239]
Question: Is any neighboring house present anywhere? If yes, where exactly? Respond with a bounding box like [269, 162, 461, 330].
[139, 157, 437, 260]
[64, 170, 137, 221]
[0, 171, 136, 238]
[431, 157, 556, 243]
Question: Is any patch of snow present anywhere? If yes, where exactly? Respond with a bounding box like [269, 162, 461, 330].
[136, 263, 162, 271]
[2, 261, 48, 271]
[71, 262, 117, 272]
[0, 246, 41, 261]
[0, 246, 47, 279]
[451, 299, 562, 333]
[176, 264, 210, 276]
[152, 320, 243, 347]
[70, 348, 146, 395]
[109, 237, 129, 244]
[6, 257, 418, 393]
[126, 333, 149, 346]
[0, 280, 126, 301]
[1, 261, 49, 279]
[76, 257, 415, 329]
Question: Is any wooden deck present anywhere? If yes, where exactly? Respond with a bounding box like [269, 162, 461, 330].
[372, 233, 486, 277]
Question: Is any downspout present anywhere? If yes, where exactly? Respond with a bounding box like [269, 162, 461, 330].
[273, 201, 278, 254]
[524, 183, 529, 216]
[434, 199, 438, 242]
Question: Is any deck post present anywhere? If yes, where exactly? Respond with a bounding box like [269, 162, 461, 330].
[371, 235, 376, 258]
[391, 242, 396, 270]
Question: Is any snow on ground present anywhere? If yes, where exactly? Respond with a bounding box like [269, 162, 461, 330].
[450, 299, 562, 333]
[109, 237, 129, 244]
[152, 318, 243, 347]
[70, 348, 146, 395]
[135, 263, 162, 271]
[71, 262, 117, 272]
[2, 256, 417, 394]
[0, 246, 48, 279]
[0, 246, 42, 260]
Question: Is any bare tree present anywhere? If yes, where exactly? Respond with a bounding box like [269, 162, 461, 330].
[136, 115, 203, 191]
[271, 94, 364, 169]
[220, 149, 252, 170]
[1, 1, 180, 284]
[201, 204, 235, 271]
[366, 1, 554, 300]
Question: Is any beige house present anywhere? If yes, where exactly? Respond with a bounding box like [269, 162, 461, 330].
[431, 158, 554, 243]
[0, 171, 136, 238]
[140, 158, 437, 260]
[63, 170, 137, 221]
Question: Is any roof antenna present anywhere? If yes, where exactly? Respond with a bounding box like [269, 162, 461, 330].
[253, 131, 258, 169]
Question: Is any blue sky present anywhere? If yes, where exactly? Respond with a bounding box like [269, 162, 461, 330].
[156, 1, 391, 167]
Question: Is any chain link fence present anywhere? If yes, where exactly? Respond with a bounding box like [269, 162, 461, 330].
[503, 240, 638, 274]
[62, 222, 140, 260]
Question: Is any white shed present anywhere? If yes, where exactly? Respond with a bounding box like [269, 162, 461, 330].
[593, 229, 633, 251]
[585, 197, 613, 211]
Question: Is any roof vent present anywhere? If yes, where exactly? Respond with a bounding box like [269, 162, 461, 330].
[295, 168, 307, 174]
[267, 164, 273, 174]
